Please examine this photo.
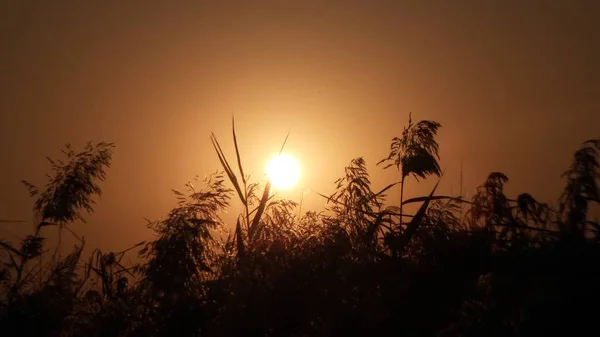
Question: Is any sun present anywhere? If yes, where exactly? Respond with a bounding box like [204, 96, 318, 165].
[266, 154, 300, 190]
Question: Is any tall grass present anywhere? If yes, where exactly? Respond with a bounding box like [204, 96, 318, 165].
[1, 118, 599, 337]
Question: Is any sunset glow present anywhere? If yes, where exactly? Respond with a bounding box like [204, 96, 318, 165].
[266, 154, 300, 190]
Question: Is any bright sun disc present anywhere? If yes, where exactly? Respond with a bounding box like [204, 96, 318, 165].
[266, 154, 300, 190]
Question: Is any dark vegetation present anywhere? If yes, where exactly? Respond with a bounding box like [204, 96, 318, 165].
[1, 115, 600, 336]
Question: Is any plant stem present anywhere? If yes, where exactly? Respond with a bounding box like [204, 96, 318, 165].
[400, 176, 405, 226]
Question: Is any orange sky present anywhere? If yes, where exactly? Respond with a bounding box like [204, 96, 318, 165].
[1, 1, 599, 252]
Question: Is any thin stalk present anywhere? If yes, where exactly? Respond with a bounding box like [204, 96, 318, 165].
[298, 190, 304, 218]
[231, 117, 251, 229]
[400, 176, 405, 226]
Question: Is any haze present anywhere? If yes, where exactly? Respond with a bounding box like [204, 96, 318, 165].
[1, 1, 598, 252]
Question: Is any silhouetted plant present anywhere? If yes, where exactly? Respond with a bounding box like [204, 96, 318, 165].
[87, 243, 141, 300]
[140, 172, 231, 297]
[378, 113, 442, 223]
[210, 118, 298, 260]
[2, 142, 114, 303]
[0, 142, 114, 337]
[558, 139, 600, 240]
[387, 180, 441, 257]
[466, 172, 558, 250]
[3, 122, 600, 337]
[325, 157, 387, 253]
[469, 173, 511, 230]
[133, 172, 232, 337]
[22, 142, 114, 226]
[406, 198, 462, 258]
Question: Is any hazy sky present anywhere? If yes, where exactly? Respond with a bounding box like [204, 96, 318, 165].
[1, 1, 599, 252]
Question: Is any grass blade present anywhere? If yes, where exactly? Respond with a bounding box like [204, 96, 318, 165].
[279, 128, 291, 155]
[401, 195, 470, 206]
[397, 179, 440, 253]
[232, 117, 247, 186]
[248, 180, 271, 241]
[365, 210, 391, 246]
[235, 217, 245, 258]
[210, 133, 246, 205]
[248, 193, 277, 218]
[0, 240, 22, 257]
[368, 181, 401, 202]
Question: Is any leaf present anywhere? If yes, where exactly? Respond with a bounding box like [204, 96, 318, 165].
[210, 133, 246, 205]
[0, 240, 23, 257]
[396, 179, 440, 253]
[235, 217, 245, 258]
[21, 180, 39, 197]
[36, 221, 57, 231]
[248, 180, 271, 241]
[370, 181, 401, 201]
[232, 117, 247, 186]
[278, 128, 291, 155]
[402, 195, 469, 206]
[365, 210, 390, 245]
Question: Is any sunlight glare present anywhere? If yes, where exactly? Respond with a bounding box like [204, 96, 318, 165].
[266, 154, 300, 190]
